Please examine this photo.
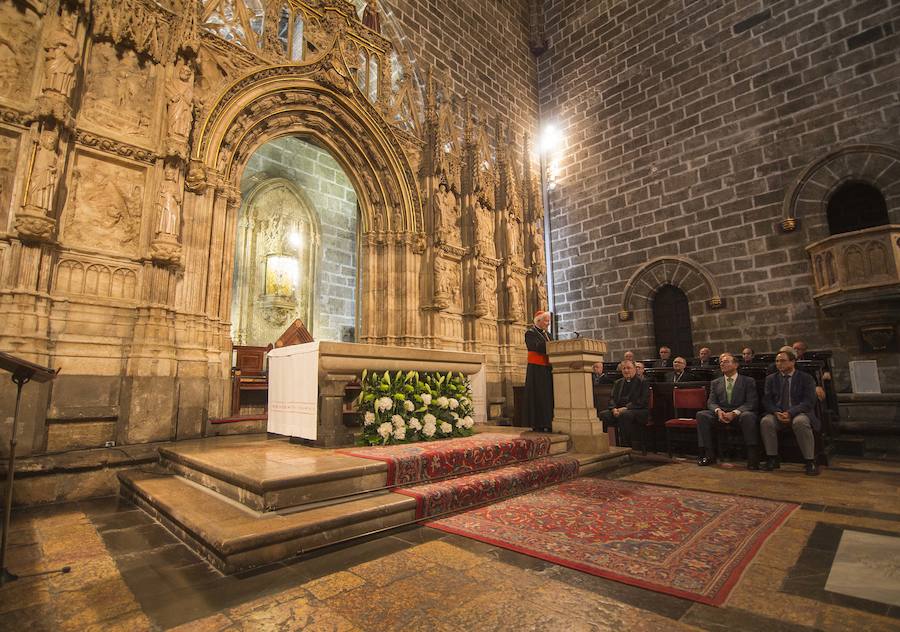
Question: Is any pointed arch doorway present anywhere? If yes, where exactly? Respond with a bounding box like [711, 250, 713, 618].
[231, 136, 359, 346]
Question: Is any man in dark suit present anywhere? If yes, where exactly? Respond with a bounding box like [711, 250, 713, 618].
[695, 352, 760, 468]
[599, 360, 649, 447]
[740, 347, 754, 364]
[654, 346, 672, 368]
[696, 346, 717, 367]
[667, 356, 695, 383]
[761, 349, 820, 475]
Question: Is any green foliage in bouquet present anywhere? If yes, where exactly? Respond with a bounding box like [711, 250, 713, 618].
[355, 369, 476, 445]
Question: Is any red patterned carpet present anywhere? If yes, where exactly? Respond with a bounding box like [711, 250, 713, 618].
[427, 478, 797, 605]
[395, 455, 579, 519]
[337, 433, 551, 485]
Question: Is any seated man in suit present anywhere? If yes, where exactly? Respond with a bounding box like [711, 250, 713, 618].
[599, 360, 650, 447]
[696, 346, 716, 367]
[792, 339, 829, 401]
[668, 356, 695, 383]
[655, 346, 672, 368]
[760, 349, 820, 475]
[696, 352, 760, 468]
[740, 347, 754, 364]
[635, 361, 646, 380]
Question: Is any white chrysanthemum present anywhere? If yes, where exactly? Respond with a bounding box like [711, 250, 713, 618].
[436, 396, 449, 408]
[377, 396, 393, 412]
[423, 413, 437, 425]
[422, 423, 436, 438]
[364, 411, 375, 426]
[456, 419, 466, 428]
[377, 422, 392, 439]
[404, 400, 415, 412]
[463, 416, 474, 428]
[391, 414, 405, 428]
[393, 426, 406, 440]
[408, 418, 422, 431]
[421, 393, 432, 406]
[449, 398, 459, 410]
[440, 422, 452, 434]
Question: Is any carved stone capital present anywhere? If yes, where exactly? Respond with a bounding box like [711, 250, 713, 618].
[34, 93, 73, 126]
[15, 207, 56, 243]
[150, 236, 183, 267]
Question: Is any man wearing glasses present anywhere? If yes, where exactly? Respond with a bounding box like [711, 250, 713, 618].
[760, 349, 820, 475]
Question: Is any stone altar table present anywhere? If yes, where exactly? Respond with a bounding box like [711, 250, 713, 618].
[268, 342, 485, 447]
[547, 338, 609, 453]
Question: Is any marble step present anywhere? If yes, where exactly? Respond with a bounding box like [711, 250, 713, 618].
[157, 432, 572, 512]
[119, 467, 419, 574]
[570, 447, 632, 475]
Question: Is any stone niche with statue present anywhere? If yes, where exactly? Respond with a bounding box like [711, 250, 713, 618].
[0, 0, 549, 466]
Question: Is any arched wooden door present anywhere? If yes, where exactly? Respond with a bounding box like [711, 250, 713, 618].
[653, 284, 694, 358]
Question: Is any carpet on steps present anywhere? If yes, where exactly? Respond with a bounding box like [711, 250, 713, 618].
[394, 455, 580, 519]
[337, 433, 552, 485]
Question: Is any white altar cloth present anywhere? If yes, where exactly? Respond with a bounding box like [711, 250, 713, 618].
[267, 342, 319, 440]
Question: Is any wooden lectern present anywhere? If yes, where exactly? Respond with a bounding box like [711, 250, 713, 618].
[0, 352, 58, 584]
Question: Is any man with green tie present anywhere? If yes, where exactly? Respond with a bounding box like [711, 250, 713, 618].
[695, 352, 759, 468]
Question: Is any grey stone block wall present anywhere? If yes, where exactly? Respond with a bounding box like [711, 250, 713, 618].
[537, 0, 900, 389]
[244, 137, 358, 342]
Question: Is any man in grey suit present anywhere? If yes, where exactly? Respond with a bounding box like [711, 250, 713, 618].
[696, 352, 760, 469]
[761, 349, 820, 475]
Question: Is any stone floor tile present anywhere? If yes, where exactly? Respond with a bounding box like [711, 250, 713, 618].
[166, 612, 237, 632]
[302, 570, 366, 601]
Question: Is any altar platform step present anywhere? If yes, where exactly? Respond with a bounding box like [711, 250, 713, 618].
[119, 449, 628, 574]
[156, 431, 572, 512]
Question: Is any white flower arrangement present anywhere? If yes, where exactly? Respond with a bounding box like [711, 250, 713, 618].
[356, 370, 476, 445]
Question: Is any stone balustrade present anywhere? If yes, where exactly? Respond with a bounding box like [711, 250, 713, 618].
[806, 224, 900, 314]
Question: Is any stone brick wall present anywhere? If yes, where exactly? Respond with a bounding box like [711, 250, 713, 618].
[386, 0, 539, 142]
[243, 137, 358, 343]
[538, 0, 900, 388]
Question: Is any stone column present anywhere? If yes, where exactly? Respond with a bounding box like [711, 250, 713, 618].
[546, 338, 608, 454]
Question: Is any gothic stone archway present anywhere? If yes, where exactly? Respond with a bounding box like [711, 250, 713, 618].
[182, 46, 427, 417]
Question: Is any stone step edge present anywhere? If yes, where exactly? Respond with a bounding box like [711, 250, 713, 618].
[158, 433, 571, 512]
[119, 468, 417, 557]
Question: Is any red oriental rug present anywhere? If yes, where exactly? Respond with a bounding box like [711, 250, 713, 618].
[427, 477, 797, 605]
[337, 433, 551, 486]
[395, 455, 580, 519]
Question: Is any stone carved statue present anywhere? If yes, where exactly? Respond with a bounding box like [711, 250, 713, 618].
[535, 275, 548, 312]
[507, 278, 524, 322]
[26, 126, 59, 212]
[475, 268, 497, 318]
[434, 181, 460, 247]
[506, 212, 523, 260]
[43, 10, 79, 98]
[156, 163, 181, 237]
[433, 257, 458, 308]
[474, 201, 496, 259]
[529, 221, 545, 269]
[166, 64, 194, 145]
[362, 0, 382, 34]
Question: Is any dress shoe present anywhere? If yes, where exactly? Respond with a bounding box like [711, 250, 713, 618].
[761, 456, 780, 471]
[697, 456, 714, 466]
[805, 461, 820, 476]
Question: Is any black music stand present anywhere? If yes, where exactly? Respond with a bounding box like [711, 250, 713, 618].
[0, 352, 59, 584]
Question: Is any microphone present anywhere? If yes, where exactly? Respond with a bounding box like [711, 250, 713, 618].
[574, 331, 581, 339]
